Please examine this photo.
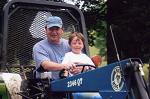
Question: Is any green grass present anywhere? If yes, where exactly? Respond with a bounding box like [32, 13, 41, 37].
[143, 64, 149, 81]
[89, 46, 100, 57]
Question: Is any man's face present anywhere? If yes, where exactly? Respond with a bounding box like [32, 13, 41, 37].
[45, 26, 63, 44]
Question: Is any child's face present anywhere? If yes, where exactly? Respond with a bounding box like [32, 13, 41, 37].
[70, 37, 84, 54]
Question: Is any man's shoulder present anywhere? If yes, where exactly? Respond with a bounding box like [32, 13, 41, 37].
[33, 39, 47, 48]
[61, 38, 68, 43]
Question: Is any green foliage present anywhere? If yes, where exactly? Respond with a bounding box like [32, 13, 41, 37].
[80, 0, 107, 57]
[95, 21, 107, 57]
[63, 0, 107, 57]
[88, 20, 107, 57]
[108, 0, 150, 63]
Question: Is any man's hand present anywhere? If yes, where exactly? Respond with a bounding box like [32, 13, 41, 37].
[63, 63, 76, 70]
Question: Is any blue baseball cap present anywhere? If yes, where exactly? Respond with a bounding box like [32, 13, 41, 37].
[45, 16, 63, 28]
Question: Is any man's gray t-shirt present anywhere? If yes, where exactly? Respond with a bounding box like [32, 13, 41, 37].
[33, 38, 70, 80]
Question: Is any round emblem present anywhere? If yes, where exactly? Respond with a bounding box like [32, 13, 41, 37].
[111, 66, 124, 91]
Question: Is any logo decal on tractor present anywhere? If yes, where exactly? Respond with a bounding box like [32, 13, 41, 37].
[111, 66, 124, 91]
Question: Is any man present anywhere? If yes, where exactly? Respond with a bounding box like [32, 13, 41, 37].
[33, 16, 77, 99]
[33, 16, 74, 80]
[33, 16, 102, 99]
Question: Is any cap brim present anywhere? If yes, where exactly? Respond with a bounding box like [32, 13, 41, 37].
[47, 24, 62, 28]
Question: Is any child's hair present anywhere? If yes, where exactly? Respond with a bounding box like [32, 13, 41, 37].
[68, 32, 85, 45]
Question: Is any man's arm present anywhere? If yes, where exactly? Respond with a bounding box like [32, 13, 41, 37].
[41, 60, 73, 71]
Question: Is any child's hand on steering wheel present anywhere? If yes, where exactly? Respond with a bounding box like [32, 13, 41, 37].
[70, 62, 89, 74]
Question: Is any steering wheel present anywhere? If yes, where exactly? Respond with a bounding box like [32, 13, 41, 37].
[59, 64, 96, 79]
[76, 64, 96, 73]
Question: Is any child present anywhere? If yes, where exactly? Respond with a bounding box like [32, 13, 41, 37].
[62, 32, 95, 76]
[62, 32, 102, 99]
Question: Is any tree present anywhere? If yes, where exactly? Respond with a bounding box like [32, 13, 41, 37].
[67, 0, 107, 57]
[107, 0, 150, 63]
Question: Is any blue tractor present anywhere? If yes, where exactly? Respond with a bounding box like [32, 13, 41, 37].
[0, 0, 149, 99]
